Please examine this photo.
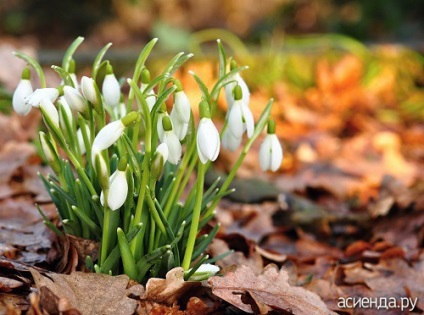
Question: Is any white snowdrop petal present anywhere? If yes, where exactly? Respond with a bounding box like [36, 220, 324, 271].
[222, 128, 242, 151]
[13, 79, 33, 115]
[270, 134, 283, 172]
[102, 74, 121, 107]
[228, 102, 244, 139]
[81, 76, 98, 104]
[64, 86, 86, 112]
[197, 118, 220, 163]
[156, 143, 169, 163]
[174, 91, 191, 123]
[241, 104, 255, 138]
[259, 136, 272, 171]
[163, 131, 182, 165]
[40, 98, 59, 128]
[70, 73, 79, 90]
[92, 120, 125, 152]
[107, 170, 128, 210]
[194, 263, 220, 274]
[25, 88, 59, 108]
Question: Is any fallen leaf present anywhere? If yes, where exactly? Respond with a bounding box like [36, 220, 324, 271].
[142, 267, 200, 305]
[30, 269, 140, 315]
[208, 264, 335, 314]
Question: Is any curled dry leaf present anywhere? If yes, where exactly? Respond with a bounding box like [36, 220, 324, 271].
[30, 268, 141, 315]
[141, 267, 200, 305]
[208, 264, 335, 314]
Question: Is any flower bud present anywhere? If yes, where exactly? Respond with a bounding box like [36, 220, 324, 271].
[13, 67, 33, 115]
[81, 76, 100, 106]
[100, 166, 128, 211]
[40, 98, 59, 129]
[63, 86, 87, 113]
[39, 131, 61, 174]
[259, 120, 283, 172]
[197, 117, 220, 164]
[102, 64, 120, 108]
[151, 143, 168, 180]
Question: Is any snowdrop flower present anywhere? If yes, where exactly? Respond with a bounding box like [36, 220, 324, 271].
[63, 85, 87, 113]
[40, 98, 59, 129]
[227, 85, 254, 140]
[113, 102, 127, 119]
[13, 67, 33, 115]
[189, 263, 220, 275]
[100, 160, 128, 211]
[259, 120, 283, 172]
[92, 112, 138, 165]
[225, 60, 250, 109]
[102, 64, 120, 108]
[81, 76, 100, 105]
[170, 84, 191, 140]
[140, 69, 156, 112]
[25, 88, 59, 108]
[161, 116, 181, 165]
[222, 128, 242, 151]
[197, 101, 220, 164]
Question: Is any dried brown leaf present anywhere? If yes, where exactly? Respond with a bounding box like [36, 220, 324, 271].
[30, 268, 140, 315]
[142, 267, 200, 305]
[208, 264, 335, 314]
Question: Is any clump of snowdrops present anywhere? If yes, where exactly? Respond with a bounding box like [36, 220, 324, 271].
[12, 37, 283, 283]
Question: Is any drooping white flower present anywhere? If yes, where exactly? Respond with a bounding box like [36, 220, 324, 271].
[222, 127, 242, 151]
[81, 76, 99, 105]
[225, 73, 250, 109]
[63, 85, 86, 113]
[259, 133, 283, 172]
[25, 88, 59, 108]
[102, 65, 120, 108]
[100, 169, 128, 211]
[40, 98, 59, 129]
[227, 98, 254, 139]
[151, 143, 169, 179]
[13, 78, 33, 115]
[92, 120, 125, 153]
[197, 118, 220, 164]
[170, 90, 191, 140]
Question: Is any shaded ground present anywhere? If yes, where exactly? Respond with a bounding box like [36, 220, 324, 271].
[0, 40, 423, 314]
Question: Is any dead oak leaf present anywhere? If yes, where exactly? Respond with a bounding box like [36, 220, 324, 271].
[208, 264, 335, 314]
[141, 267, 200, 305]
[30, 268, 141, 315]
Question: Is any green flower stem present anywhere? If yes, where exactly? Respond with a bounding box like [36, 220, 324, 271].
[173, 150, 198, 208]
[100, 201, 110, 265]
[182, 162, 206, 270]
[163, 137, 196, 218]
[13, 52, 46, 88]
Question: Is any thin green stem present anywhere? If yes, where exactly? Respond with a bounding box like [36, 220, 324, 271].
[182, 162, 205, 270]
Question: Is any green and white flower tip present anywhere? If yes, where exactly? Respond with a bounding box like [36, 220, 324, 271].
[151, 143, 169, 179]
[39, 131, 55, 163]
[225, 59, 250, 109]
[68, 59, 79, 89]
[81, 76, 99, 105]
[170, 81, 190, 140]
[92, 111, 138, 154]
[102, 63, 121, 108]
[140, 68, 156, 112]
[187, 264, 220, 276]
[157, 107, 171, 142]
[259, 119, 283, 172]
[197, 101, 220, 164]
[24, 87, 59, 109]
[40, 98, 59, 129]
[227, 85, 254, 140]
[63, 85, 87, 113]
[161, 115, 182, 165]
[13, 67, 33, 115]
